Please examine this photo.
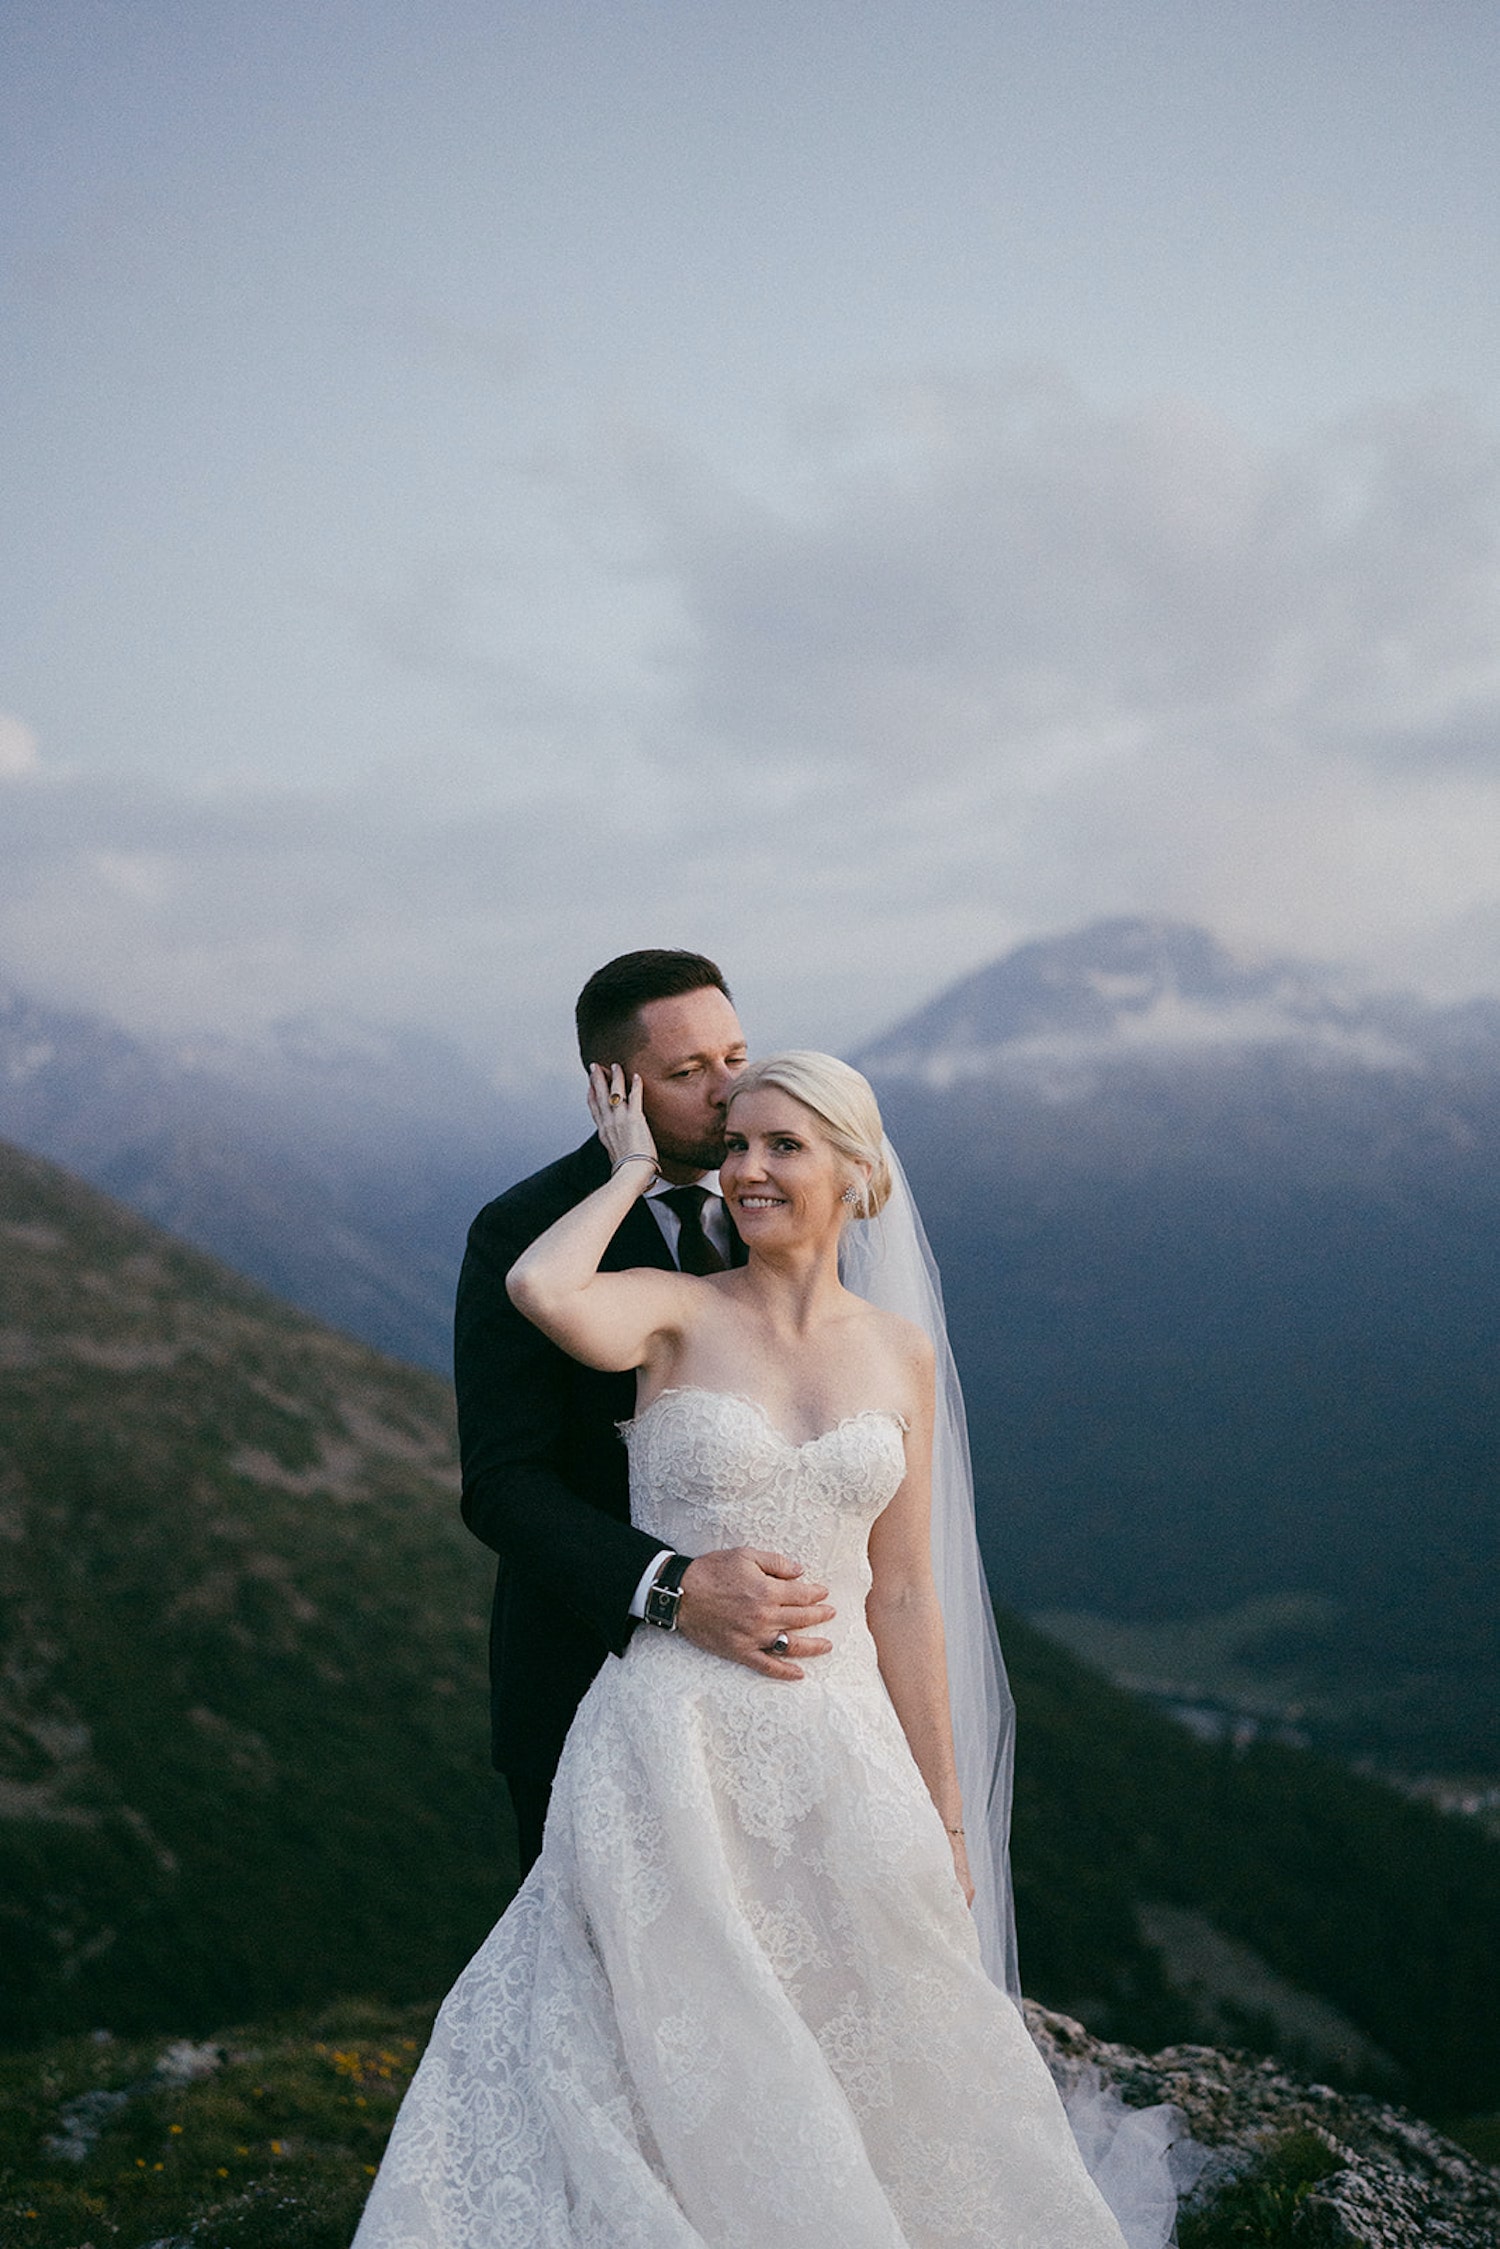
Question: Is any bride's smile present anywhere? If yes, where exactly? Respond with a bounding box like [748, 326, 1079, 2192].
[721, 1084, 868, 1242]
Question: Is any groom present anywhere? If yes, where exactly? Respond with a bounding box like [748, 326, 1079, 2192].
[455, 948, 836, 1874]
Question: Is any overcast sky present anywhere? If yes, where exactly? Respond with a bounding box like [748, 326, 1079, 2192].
[4, 0, 1499, 1079]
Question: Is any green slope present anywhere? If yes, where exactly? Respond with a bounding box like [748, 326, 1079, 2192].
[1004, 1611, 1500, 2112]
[0, 1138, 507, 2043]
[2, 1136, 1497, 2119]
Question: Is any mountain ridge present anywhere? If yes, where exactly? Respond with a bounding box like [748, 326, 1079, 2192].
[859, 915, 1500, 1085]
[0, 980, 553, 1369]
[5, 924, 1498, 1773]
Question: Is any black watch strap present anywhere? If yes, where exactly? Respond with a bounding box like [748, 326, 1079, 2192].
[643, 1551, 692, 1632]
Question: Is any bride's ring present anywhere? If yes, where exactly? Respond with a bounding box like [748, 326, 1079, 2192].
[768, 1632, 791, 1656]
[609, 1094, 622, 1107]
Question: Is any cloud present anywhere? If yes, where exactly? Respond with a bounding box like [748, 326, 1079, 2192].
[0, 752, 1036, 1077]
[621, 376, 1500, 992]
[0, 713, 40, 778]
[5, 376, 1500, 1065]
[637, 378, 1500, 780]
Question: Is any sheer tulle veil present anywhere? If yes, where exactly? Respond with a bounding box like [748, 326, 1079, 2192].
[839, 1138, 1021, 2001]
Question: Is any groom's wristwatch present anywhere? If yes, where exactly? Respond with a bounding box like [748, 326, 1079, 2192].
[643, 1552, 692, 1631]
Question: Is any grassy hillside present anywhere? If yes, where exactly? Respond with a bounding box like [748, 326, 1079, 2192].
[1004, 1612, 1500, 2113]
[0, 1138, 509, 2045]
[0, 2000, 427, 2249]
[2, 1134, 1497, 2124]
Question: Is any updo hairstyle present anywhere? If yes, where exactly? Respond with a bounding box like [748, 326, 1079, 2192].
[726, 1051, 893, 1219]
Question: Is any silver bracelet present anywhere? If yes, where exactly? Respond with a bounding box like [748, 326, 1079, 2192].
[612, 1152, 659, 1178]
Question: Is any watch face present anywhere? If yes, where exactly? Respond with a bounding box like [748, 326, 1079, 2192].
[645, 1584, 680, 1630]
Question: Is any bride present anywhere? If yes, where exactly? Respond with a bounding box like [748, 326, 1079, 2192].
[353, 1052, 1182, 2248]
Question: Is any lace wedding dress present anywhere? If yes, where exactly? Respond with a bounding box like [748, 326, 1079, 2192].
[353, 1388, 1167, 2248]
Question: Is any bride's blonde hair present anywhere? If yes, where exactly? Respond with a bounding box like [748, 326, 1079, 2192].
[726, 1051, 893, 1218]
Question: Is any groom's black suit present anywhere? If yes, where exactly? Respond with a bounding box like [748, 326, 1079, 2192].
[455, 1136, 742, 1788]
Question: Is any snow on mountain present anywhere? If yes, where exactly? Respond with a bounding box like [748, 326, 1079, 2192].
[161, 1015, 529, 1168]
[858, 917, 1497, 1093]
[0, 978, 553, 1369]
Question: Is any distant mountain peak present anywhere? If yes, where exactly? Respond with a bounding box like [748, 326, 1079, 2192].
[0, 966, 558, 1372]
[857, 918, 1453, 1089]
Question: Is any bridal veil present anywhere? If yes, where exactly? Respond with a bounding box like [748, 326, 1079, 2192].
[838, 1138, 1020, 2000]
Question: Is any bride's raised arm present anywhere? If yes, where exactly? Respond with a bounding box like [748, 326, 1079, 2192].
[865, 1338, 975, 1907]
[506, 1064, 697, 1373]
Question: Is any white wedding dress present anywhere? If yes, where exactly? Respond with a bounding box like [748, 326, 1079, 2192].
[353, 1387, 1158, 2248]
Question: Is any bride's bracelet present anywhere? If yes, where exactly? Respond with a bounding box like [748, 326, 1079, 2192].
[945, 1821, 965, 1837]
[612, 1152, 659, 1180]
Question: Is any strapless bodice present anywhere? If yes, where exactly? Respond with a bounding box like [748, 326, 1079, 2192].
[622, 1386, 909, 1619]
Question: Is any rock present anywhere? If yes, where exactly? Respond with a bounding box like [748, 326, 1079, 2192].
[43, 2086, 130, 2163]
[43, 2037, 225, 2171]
[152, 2037, 224, 2085]
[1025, 2001, 1500, 2249]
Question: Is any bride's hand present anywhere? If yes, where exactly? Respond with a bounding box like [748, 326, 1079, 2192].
[588, 1063, 658, 1177]
[948, 1826, 975, 1909]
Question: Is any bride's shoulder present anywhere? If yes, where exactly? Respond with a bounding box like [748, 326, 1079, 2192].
[852, 1300, 935, 1379]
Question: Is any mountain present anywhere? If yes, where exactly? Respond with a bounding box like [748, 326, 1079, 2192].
[0, 980, 556, 1370]
[0, 1134, 504, 2043]
[859, 914, 1500, 1157]
[5, 924, 1497, 1775]
[4, 1134, 1499, 2117]
[857, 918, 1500, 1775]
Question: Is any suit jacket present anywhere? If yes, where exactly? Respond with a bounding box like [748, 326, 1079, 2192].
[455, 1137, 741, 1783]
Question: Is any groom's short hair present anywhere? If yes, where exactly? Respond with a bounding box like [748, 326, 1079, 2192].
[576, 949, 732, 1068]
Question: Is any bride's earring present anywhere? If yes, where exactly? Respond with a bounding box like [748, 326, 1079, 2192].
[841, 1184, 860, 1206]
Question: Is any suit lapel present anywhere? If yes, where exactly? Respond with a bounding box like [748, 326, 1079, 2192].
[608, 1195, 677, 1273]
[568, 1134, 741, 1272]
[568, 1142, 674, 1274]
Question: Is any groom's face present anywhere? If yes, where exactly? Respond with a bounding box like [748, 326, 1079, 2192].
[621, 986, 748, 1179]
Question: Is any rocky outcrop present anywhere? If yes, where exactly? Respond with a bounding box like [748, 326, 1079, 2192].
[1026, 2002, 1500, 2248]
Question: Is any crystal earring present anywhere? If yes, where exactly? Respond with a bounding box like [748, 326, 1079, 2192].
[841, 1185, 860, 1206]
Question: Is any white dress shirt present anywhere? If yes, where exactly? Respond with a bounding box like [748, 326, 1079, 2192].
[642, 1169, 733, 1263]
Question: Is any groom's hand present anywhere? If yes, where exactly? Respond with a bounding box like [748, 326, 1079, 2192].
[677, 1549, 834, 1679]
